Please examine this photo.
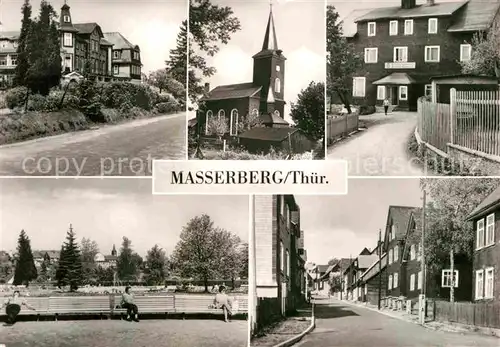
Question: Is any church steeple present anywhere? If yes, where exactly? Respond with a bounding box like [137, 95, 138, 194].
[261, 2, 278, 52]
[111, 244, 117, 256]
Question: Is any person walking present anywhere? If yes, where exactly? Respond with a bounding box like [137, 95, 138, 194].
[383, 97, 390, 115]
[121, 286, 139, 322]
[1, 290, 36, 325]
[213, 285, 233, 322]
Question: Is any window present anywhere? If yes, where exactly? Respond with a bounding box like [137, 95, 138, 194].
[428, 18, 438, 34]
[275, 78, 281, 93]
[476, 219, 485, 249]
[276, 65, 280, 72]
[389, 249, 393, 264]
[63, 15, 70, 23]
[410, 274, 416, 291]
[394, 245, 399, 261]
[417, 271, 422, 290]
[280, 195, 285, 216]
[368, 22, 376, 36]
[352, 77, 366, 97]
[205, 110, 213, 135]
[389, 21, 398, 36]
[441, 270, 459, 288]
[394, 272, 399, 288]
[399, 86, 408, 101]
[388, 274, 393, 290]
[0, 58, 6, 66]
[410, 244, 416, 260]
[486, 213, 495, 246]
[10, 58, 17, 66]
[113, 51, 119, 59]
[425, 46, 440, 62]
[364, 48, 378, 63]
[404, 19, 414, 35]
[63, 33, 72, 47]
[280, 242, 285, 272]
[274, 110, 281, 120]
[416, 243, 421, 260]
[113, 65, 119, 74]
[64, 54, 72, 71]
[286, 250, 290, 277]
[485, 267, 494, 298]
[365, 284, 368, 295]
[475, 269, 484, 299]
[230, 109, 238, 136]
[377, 86, 385, 100]
[425, 84, 432, 98]
[460, 44, 472, 62]
[393, 47, 408, 62]
[217, 109, 225, 120]
[391, 224, 396, 239]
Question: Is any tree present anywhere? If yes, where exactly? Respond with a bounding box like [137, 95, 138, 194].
[206, 115, 228, 142]
[461, 21, 500, 76]
[188, 0, 241, 101]
[290, 81, 325, 142]
[147, 69, 185, 99]
[117, 237, 142, 282]
[421, 178, 500, 302]
[172, 214, 242, 292]
[81, 237, 99, 282]
[326, 5, 363, 114]
[56, 225, 83, 291]
[13, 230, 37, 286]
[327, 258, 340, 266]
[237, 111, 263, 133]
[24, 0, 61, 95]
[165, 21, 188, 89]
[13, 0, 32, 87]
[38, 259, 49, 282]
[144, 244, 168, 285]
[238, 243, 249, 280]
[219, 236, 244, 289]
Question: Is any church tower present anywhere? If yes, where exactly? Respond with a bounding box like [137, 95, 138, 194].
[252, 4, 286, 118]
[111, 244, 117, 256]
[59, 1, 78, 73]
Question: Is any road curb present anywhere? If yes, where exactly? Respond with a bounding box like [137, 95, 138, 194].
[272, 304, 316, 347]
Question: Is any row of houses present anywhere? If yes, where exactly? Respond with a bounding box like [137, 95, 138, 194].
[0, 1, 142, 87]
[320, 185, 500, 309]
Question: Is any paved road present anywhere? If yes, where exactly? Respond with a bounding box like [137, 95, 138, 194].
[327, 112, 426, 176]
[296, 300, 499, 347]
[0, 113, 186, 176]
[0, 318, 247, 347]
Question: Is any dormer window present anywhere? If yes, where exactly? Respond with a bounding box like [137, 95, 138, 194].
[389, 21, 398, 36]
[368, 22, 376, 37]
[63, 15, 71, 23]
[428, 18, 438, 34]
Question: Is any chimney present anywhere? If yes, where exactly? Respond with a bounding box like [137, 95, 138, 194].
[204, 82, 210, 94]
[401, 0, 416, 9]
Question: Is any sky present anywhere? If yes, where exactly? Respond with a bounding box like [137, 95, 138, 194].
[295, 178, 423, 265]
[0, 0, 187, 75]
[195, 0, 326, 123]
[0, 178, 249, 258]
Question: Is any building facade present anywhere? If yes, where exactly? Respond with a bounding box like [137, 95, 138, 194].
[0, 31, 19, 88]
[94, 245, 118, 269]
[340, 0, 500, 111]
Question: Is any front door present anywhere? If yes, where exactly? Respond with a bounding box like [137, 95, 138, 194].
[391, 86, 399, 105]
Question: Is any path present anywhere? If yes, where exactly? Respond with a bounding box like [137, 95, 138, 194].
[295, 299, 499, 347]
[0, 113, 186, 176]
[327, 112, 426, 176]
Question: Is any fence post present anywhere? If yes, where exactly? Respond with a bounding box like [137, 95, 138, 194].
[450, 88, 456, 145]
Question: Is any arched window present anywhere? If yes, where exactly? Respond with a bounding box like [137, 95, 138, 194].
[218, 109, 225, 120]
[230, 109, 238, 136]
[274, 110, 280, 118]
[205, 110, 213, 135]
[275, 78, 281, 94]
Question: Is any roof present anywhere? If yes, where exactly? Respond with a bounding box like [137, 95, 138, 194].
[262, 9, 278, 51]
[373, 73, 416, 85]
[386, 206, 421, 242]
[104, 255, 118, 261]
[355, 1, 468, 22]
[357, 254, 379, 269]
[201, 82, 261, 101]
[103, 32, 138, 50]
[467, 185, 500, 220]
[100, 38, 113, 46]
[429, 74, 500, 83]
[239, 127, 298, 142]
[0, 31, 20, 40]
[341, 9, 374, 37]
[317, 265, 330, 273]
[260, 112, 290, 126]
[448, 0, 500, 32]
[32, 250, 60, 259]
[73, 23, 102, 36]
[360, 253, 387, 282]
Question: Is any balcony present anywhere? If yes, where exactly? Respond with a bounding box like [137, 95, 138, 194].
[385, 62, 416, 69]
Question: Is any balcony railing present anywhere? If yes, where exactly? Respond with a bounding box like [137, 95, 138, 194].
[385, 62, 416, 69]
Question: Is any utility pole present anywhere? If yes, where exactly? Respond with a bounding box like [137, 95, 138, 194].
[340, 261, 343, 300]
[248, 195, 257, 338]
[419, 188, 426, 325]
[378, 229, 382, 310]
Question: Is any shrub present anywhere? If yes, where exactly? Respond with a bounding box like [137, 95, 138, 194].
[100, 82, 156, 110]
[359, 105, 376, 115]
[27, 94, 48, 111]
[5, 86, 29, 109]
[156, 92, 175, 104]
[155, 100, 181, 114]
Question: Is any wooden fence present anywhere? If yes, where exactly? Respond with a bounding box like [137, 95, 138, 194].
[327, 113, 359, 144]
[435, 301, 500, 329]
[417, 99, 451, 153]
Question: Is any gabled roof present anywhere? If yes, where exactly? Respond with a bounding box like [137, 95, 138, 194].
[341, 9, 374, 38]
[201, 82, 262, 102]
[360, 253, 387, 282]
[448, 0, 500, 32]
[103, 32, 138, 50]
[0, 31, 20, 40]
[317, 265, 330, 273]
[74, 22, 104, 37]
[467, 185, 500, 220]
[385, 206, 421, 247]
[358, 254, 379, 269]
[355, 1, 468, 22]
[239, 126, 298, 142]
[402, 210, 422, 261]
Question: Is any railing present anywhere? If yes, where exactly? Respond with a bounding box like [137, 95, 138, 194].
[435, 301, 500, 329]
[327, 113, 359, 144]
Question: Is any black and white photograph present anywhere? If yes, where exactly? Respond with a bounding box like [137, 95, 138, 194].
[249, 181, 500, 346]
[0, 178, 249, 347]
[188, 0, 326, 160]
[0, 0, 188, 176]
[326, 0, 500, 176]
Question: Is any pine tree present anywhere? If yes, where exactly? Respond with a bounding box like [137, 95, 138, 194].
[13, 230, 37, 286]
[13, 0, 32, 87]
[165, 20, 187, 89]
[56, 225, 83, 291]
[117, 237, 141, 282]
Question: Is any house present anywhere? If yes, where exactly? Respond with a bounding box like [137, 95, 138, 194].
[339, 0, 500, 111]
[94, 245, 118, 269]
[32, 250, 61, 266]
[466, 185, 500, 303]
[197, 6, 288, 138]
[58, 2, 141, 83]
[254, 195, 306, 316]
[319, 258, 351, 297]
[0, 30, 20, 88]
[343, 248, 378, 301]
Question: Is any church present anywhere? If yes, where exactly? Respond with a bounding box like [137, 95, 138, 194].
[197, 6, 290, 137]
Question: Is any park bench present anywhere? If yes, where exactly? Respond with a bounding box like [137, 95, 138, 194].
[0, 297, 50, 320]
[112, 295, 175, 319]
[174, 294, 248, 318]
[48, 296, 111, 320]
